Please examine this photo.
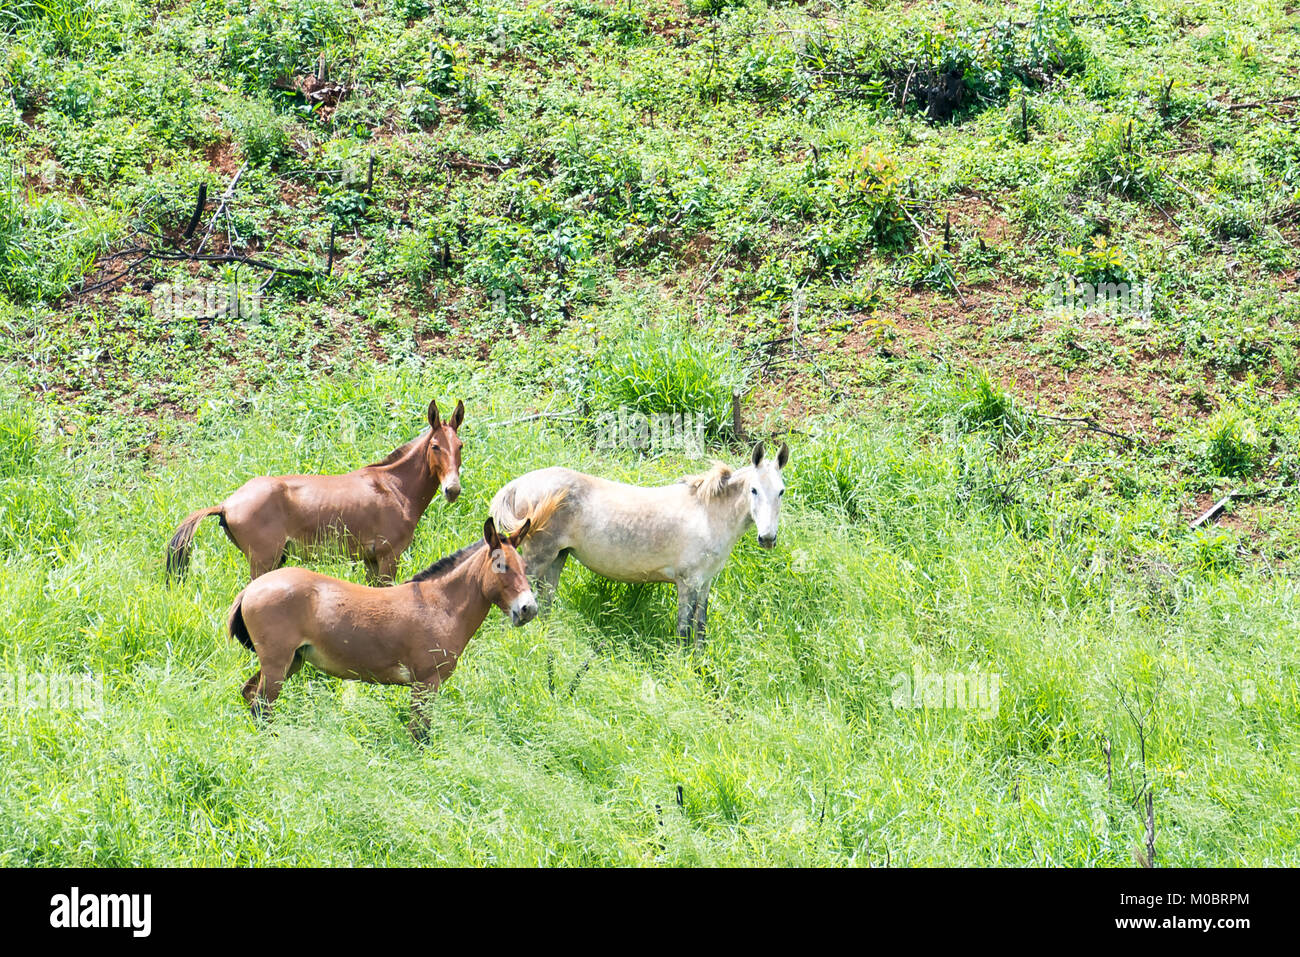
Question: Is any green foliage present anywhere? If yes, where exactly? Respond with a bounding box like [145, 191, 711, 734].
[1078, 118, 1170, 202]
[1, 0, 1300, 868]
[1, 0, 138, 56]
[0, 168, 114, 301]
[789, 429, 874, 520]
[222, 97, 290, 166]
[1056, 236, 1137, 286]
[219, 0, 359, 87]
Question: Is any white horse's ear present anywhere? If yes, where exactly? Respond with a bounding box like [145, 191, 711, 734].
[777, 441, 790, 470]
[751, 442, 765, 468]
[450, 400, 465, 430]
[428, 399, 441, 429]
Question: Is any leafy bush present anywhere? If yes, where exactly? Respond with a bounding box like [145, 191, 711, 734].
[1079, 118, 1169, 201]
[0, 170, 114, 302]
[791, 432, 874, 520]
[1204, 200, 1258, 241]
[219, 0, 358, 87]
[786, 1, 1090, 121]
[1056, 236, 1137, 286]
[1184, 527, 1241, 573]
[1, 0, 137, 56]
[222, 97, 290, 166]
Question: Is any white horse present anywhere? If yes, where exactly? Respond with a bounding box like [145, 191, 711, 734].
[489, 441, 789, 648]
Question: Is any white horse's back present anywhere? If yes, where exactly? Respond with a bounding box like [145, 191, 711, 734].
[491, 466, 704, 583]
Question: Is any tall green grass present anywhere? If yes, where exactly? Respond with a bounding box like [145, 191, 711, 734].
[0, 365, 1295, 865]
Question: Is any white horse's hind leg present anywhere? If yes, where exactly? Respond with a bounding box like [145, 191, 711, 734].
[535, 549, 570, 613]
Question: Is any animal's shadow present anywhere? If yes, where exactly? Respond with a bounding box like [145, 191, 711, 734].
[560, 567, 683, 663]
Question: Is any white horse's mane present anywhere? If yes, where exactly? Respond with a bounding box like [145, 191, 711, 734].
[682, 461, 747, 501]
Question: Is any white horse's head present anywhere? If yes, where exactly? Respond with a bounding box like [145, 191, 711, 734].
[746, 441, 789, 548]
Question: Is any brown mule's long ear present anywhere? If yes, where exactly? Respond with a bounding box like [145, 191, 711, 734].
[508, 517, 532, 548]
[449, 399, 465, 431]
[751, 441, 766, 468]
[483, 517, 501, 551]
[777, 441, 790, 470]
[428, 399, 441, 430]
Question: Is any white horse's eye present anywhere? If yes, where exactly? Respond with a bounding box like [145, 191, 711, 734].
[778, 489, 785, 497]
[751, 488, 757, 495]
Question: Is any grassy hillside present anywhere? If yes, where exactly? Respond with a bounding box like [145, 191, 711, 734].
[0, 0, 1298, 864]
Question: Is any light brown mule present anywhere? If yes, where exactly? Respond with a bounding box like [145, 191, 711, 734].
[167, 399, 465, 584]
[226, 518, 537, 740]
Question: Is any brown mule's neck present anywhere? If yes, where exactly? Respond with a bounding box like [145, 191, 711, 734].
[374, 430, 441, 511]
[411, 544, 495, 660]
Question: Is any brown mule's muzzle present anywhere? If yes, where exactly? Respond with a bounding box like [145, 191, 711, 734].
[442, 471, 461, 503]
[510, 590, 538, 626]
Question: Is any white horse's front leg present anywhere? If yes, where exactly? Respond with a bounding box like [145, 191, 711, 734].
[675, 585, 698, 648]
[521, 540, 567, 614]
[675, 582, 711, 651]
[535, 549, 569, 613]
[692, 586, 710, 651]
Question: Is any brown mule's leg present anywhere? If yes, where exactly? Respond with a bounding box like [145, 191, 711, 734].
[226, 514, 288, 580]
[407, 679, 441, 743]
[247, 650, 303, 723]
[364, 548, 398, 586]
[241, 670, 262, 708]
[377, 552, 398, 585]
[246, 542, 288, 581]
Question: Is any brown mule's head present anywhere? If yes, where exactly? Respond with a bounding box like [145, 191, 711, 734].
[482, 518, 537, 626]
[426, 399, 465, 503]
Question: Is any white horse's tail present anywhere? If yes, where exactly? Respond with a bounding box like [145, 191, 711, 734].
[490, 480, 568, 538]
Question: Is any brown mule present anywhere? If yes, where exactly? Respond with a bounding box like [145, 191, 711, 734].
[167, 399, 465, 584]
[226, 518, 537, 740]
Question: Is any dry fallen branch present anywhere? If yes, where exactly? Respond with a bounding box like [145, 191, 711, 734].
[73, 179, 318, 299]
[195, 161, 248, 257]
[1032, 412, 1140, 448]
[1220, 94, 1300, 112]
[1188, 482, 1299, 528]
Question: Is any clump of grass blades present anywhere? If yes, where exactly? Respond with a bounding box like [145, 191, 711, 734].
[1196, 407, 1265, 478]
[919, 367, 1028, 440]
[578, 321, 741, 442]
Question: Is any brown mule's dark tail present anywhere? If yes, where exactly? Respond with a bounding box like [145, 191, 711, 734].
[227, 591, 254, 652]
[166, 506, 225, 580]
